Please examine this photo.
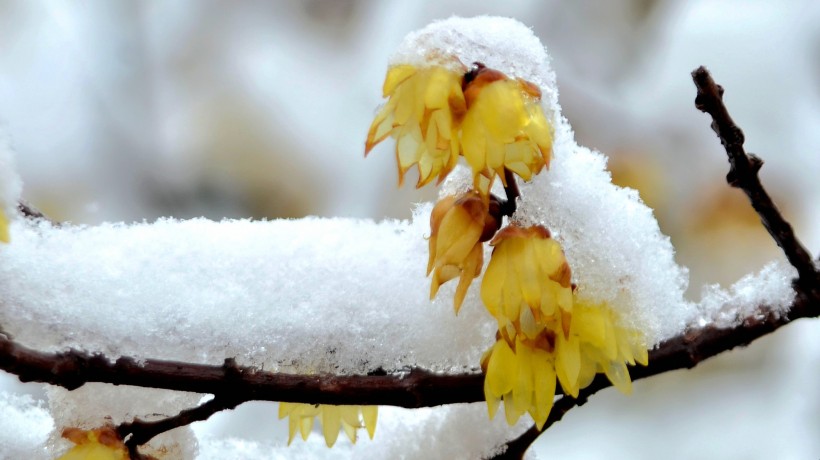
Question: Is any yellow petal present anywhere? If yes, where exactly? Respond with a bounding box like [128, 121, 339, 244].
[480, 245, 508, 317]
[0, 210, 8, 243]
[278, 402, 296, 419]
[321, 405, 342, 447]
[484, 377, 501, 420]
[461, 112, 487, 173]
[531, 349, 556, 430]
[454, 244, 483, 313]
[436, 207, 482, 264]
[382, 65, 417, 96]
[361, 406, 378, 439]
[340, 406, 362, 428]
[517, 239, 542, 308]
[486, 339, 517, 397]
[605, 360, 633, 395]
[342, 420, 357, 444]
[299, 414, 314, 441]
[287, 415, 299, 445]
[512, 337, 534, 414]
[555, 333, 580, 397]
[503, 393, 524, 425]
[519, 305, 540, 340]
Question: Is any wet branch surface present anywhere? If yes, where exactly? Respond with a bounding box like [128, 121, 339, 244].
[0, 67, 817, 458]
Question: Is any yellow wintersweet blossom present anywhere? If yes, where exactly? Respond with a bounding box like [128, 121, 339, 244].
[57, 426, 129, 460]
[278, 403, 378, 447]
[480, 224, 647, 428]
[0, 209, 9, 243]
[427, 191, 500, 313]
[461, 64, 552, 190]
[366, 61, 552, 194]
[365, 64, 466, 188]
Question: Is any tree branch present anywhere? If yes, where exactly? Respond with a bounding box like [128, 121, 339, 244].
[1, 291, 815, 407]
[692, 66, 819, 292]
[117, 394, 241, 455]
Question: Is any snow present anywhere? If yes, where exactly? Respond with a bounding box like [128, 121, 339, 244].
[0, 391, 52, 460]
[0, 215, 496, 374]
[696, 260, 797, 328]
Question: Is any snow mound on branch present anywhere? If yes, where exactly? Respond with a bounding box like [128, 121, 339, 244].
[696, 260, 797, 328]
[0, 215, 496, 374]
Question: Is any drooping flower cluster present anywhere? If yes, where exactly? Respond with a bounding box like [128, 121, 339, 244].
[366, 61, 552, 196]
[480, 225, 647, 428]
[427, 191, 501, 312]
[278, 403, 377, 448]
[365, 53, 649, 432]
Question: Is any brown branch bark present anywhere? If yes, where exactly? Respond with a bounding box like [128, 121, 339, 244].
[692, 66, 819, 293]
[2, 291, 816, 410]
[117, 394, 242, 456]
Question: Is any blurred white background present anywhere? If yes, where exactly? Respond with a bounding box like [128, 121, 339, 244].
[0, 1, 818, 458]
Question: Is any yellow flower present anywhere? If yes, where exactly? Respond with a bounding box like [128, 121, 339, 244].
[482, 334, 557, 429]
[427, 191, 500, 313]
[480, 224, 647, 428]
[278, 403, 378, 447]
[0, 209, 9, 243]
[58, 426, 129, 460]
[461, 64, 552, 190]
[365, 61, 552, 193]
[481, 225, 572, 327]
[365, 64, 466, 188]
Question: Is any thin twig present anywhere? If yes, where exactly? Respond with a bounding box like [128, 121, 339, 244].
[500, 168, 520, 217]
[692, 66, 819, 292]
[489, 395, 585, 460]
[117, 395, 241, 455]
[17, 200, 54, 223]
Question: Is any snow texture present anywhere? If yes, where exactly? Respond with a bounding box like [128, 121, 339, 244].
[0, 15, 800, 459]
[0, 391, 52, 460]
[695, 260, 797, 328]
[0, 215, 496, 374]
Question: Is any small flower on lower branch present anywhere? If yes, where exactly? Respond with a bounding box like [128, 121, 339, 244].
[0, 209, 9, 243]
[278, 403, 377, 447]
[57, 426, 131, 460]
[480, 224, 648, 428]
